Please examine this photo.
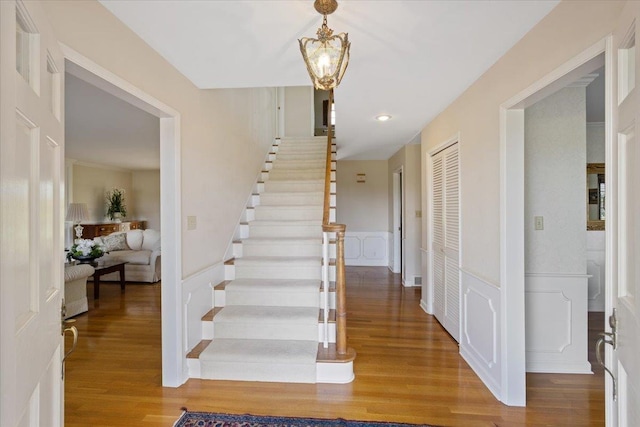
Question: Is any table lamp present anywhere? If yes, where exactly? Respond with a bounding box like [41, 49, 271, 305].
[66, 202, 89, 240]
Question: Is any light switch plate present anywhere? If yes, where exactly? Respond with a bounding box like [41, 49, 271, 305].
[187, 215, 197, 230]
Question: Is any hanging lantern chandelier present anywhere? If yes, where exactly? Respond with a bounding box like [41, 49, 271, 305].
[298, 0, 351, 91]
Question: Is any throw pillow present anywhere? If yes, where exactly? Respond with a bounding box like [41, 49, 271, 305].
[102, 233, 129, 252]
[126, 230, 144, 251]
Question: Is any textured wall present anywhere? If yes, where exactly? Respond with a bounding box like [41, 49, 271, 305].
[587, 122, 605, 163]
[524, 86, 586, 274]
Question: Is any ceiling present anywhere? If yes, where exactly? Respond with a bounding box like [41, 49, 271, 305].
[68, 0, 559, 166]
[66, 73, 160, 170]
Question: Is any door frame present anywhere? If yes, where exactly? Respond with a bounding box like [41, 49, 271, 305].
[500, 38, 610, 406]
[392, 166, 403, 275]
[60, 45, 185, 387]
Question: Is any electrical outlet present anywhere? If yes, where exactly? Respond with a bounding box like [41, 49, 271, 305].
[534, 216, 544, 230]
[416, 210, 422, 218]
[187, 215, 197, 230]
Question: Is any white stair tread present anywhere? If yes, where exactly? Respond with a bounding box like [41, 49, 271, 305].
[225, 278, 320, 293]
[200, 339, 318, 363]
[214, 305, 318, 324]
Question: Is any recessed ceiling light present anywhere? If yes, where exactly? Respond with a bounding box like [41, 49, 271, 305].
[376, 115, 392, 122]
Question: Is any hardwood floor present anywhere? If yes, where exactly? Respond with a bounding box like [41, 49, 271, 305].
[65, 267, 604, 426]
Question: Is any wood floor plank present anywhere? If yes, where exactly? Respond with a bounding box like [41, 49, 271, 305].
[64, 267, 604, 426]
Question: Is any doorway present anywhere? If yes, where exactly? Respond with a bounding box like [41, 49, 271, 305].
[61, 45, 183, 386]
[392, 167, 404, 279]
[522, 65, 604, 375]
[501, 40, 609, 405]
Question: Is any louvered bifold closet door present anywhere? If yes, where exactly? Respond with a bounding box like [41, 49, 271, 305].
[432, 155, 445, 323]
[443, 146, 460, 342]
[430, 143, 460, 342]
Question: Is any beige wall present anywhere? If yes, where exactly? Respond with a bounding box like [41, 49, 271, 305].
[284, 86, 313, 138]
[336, 160, 388, 232]
[72, 163, 134, 222]
[420, 0, 624, 286]
[132, 170, 160, 230]
[43, 1, 276, 277]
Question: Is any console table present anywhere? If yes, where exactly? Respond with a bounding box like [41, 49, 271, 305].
[80, 220, 146, 238]
[90, 261, 128, 299]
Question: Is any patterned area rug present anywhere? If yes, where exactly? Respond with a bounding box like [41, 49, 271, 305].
[173, 411, 438, 427]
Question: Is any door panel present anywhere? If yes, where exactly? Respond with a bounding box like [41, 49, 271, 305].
[431, 143, 460, 341]
[1, 1, 65, 426]
[607, 2, 640, 425]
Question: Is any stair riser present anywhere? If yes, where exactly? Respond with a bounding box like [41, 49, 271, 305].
[213, 290, 336, 309]
[225, 291, 320, 307]
[228, 265, 335, 281]
[200, 362, 316, 383]
[213, 322, 318, 341]
[202, 319, 336, 342]
[248, 225, 321, 238]
[268, 170, 325, 180]
[278, 142, 327, 149]
[235, 265, 322, 280]
[264, 181, 324, 193]
[259, 193, 323, 206]
[271, 161, 327, 170]
[274, 152, 334, 161]
[264, 171, 335, 182]
[242, 243, 322, 257]
[254, 207, 322, 221]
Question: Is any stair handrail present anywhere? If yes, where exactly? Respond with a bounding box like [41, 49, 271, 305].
[321, 89, 348, 356]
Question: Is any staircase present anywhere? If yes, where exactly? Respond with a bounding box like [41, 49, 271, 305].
[187, 137, 354, 384]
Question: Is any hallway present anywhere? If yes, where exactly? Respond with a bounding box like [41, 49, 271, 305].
[64, 267, 604, 426]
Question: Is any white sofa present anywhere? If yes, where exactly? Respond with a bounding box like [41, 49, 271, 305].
[64, 264, 95, 318]
[95, 229, 161, 283]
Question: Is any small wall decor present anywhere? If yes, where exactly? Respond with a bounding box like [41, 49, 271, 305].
[356, 173, 366, 183]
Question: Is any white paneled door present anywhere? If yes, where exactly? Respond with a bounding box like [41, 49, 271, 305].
[1, 1, 66, 426]
[431, 143, 460, 342]
[606, 3, 640, 425]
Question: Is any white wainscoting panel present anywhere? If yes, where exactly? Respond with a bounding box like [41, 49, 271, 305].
[587, 231, 605, 312]
[459, 269, 502, 400]
[344, 232, 390, 267]
[525, 273, 591, 373]
[182, 262, 224, 352]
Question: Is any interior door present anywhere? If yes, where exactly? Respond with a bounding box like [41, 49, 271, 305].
[1, 1, 66, 426]
[605, 3, 640, 425]
[431, 143, 460, 341]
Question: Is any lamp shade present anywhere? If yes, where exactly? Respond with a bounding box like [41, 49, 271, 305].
[65, 203, 89, 223]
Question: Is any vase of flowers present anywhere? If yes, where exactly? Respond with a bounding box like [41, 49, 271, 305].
[106, 188, 127, 222]
[67, 239, 106, 266]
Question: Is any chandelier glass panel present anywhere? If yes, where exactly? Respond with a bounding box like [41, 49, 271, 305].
[299, 1, 350, 91]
